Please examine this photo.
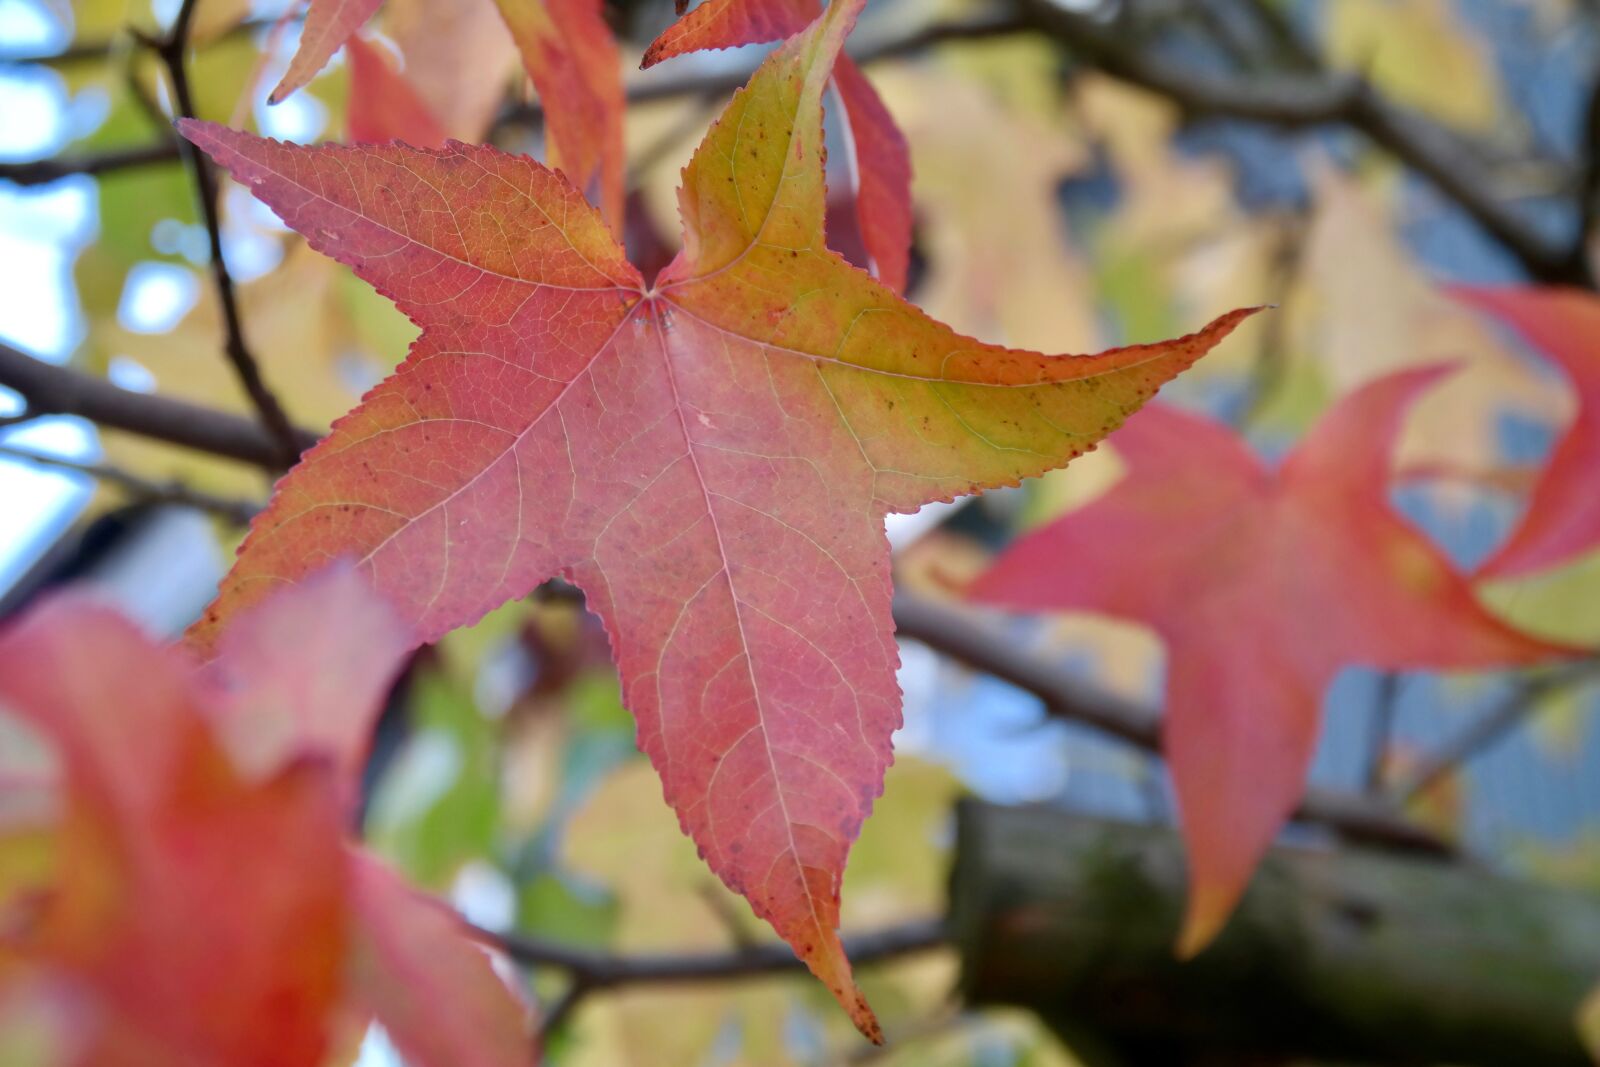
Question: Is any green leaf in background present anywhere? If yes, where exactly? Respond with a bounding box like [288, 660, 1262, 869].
[368, 667, 500, 889]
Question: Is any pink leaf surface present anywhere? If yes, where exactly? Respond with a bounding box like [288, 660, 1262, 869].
[203, 561, 414, 792]
[348, 855, 531, 1067]
[969, 366, 1580, 954]
[1453, 286, 1600, 578]
[345, 35, 449, 149]
[178, 0, 1252, 1035]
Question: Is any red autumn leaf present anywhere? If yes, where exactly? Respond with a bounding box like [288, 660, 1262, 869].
[177, 0, 1252, 1037]
[492, 0, 626, 231]
[0, 574, 530, 1067]
[1452, 287, 1600, 579]
[203, 562, 414, 792]
[346, 35, 449, 149]
[270, 0, 624, 231]
[0, 599, 348, 1067]
[643, 0, 914, 292]
[347, 855, 533, 1067]
[271, 0, 384, 104]
[969, 366, 1578, 955]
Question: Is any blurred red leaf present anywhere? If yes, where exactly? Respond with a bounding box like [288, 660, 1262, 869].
[492, 0, 626, 231]
[970, 366, 1578, 954]
[347, 855, 533, 1067]
[0, 572, 529, 1067]
[345, 35, 448, 148]
[271, 0, 623, 230]
[176, 0, 1250, 1037]
[1453, 287, 1600, 579]
[643, 0, 914, 292]
[271, 0, 384, 104]
[0, 599, 347, 1067]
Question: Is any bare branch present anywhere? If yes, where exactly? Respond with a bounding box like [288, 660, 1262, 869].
[0, 141, 180, 187]
[0, 443, 260, 524]
[1393, 658, 1600, 802]
[0, 340, 317, 467]
[138, 0, 302, 468]
[495, 11, 1031, 133]
[475, 916, 946, 989]
[1363, 672, 1403, 793]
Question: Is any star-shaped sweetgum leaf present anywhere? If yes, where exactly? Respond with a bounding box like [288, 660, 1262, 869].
[970, 366, 1581, 955]
[179, 0, 1252, 1036]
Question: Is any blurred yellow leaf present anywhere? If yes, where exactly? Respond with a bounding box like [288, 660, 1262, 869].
[562, 756, 959, 1064]
[874, 61, 1098, 353]
[1326, 0, 1502, 129]
[1581, 985, 1600, 1062]
[89, 239, 413, 496]
[1290, 164, 1570, 474]
[1481, 548, 1600, 646]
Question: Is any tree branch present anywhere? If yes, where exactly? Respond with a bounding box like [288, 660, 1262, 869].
[1011, 0, 1594, 288]
[137, 0, 302, 468]
[1393, 658, 1600, 803]
[891, 592, 1455, 855]
[494, 11, 1031, 132]
[0, 141, 180, 186]
[476, 915, 947, 989]
[0, 443, 260, 524]
[0, 340, 318, 466]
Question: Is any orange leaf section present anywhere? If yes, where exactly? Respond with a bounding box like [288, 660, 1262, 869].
[178, 0, 1251, 1036]
[644, 0, 914, 292]
[1453, 287, 1600, 579]
[0, 573, 531, 1067]
[492, 0, 625, 231]
[346, 36, 449, 148]
[270, 0, 383, 104]
[0, 600, 347, 1067]
[970, 366, 1579, 955]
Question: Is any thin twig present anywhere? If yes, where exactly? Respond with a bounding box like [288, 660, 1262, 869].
[1235, 210, 1309, 427]
[486, 914, 946, 1051]
[138, 0, 302, 468]
[475, 916, 946, 988]
[0, 141, 181, 186]
[0, 443, 260, 524]
[1363, 673, 1403, 793]
[1393, 659, 1600, 803]
[0, 14, 284, 65]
